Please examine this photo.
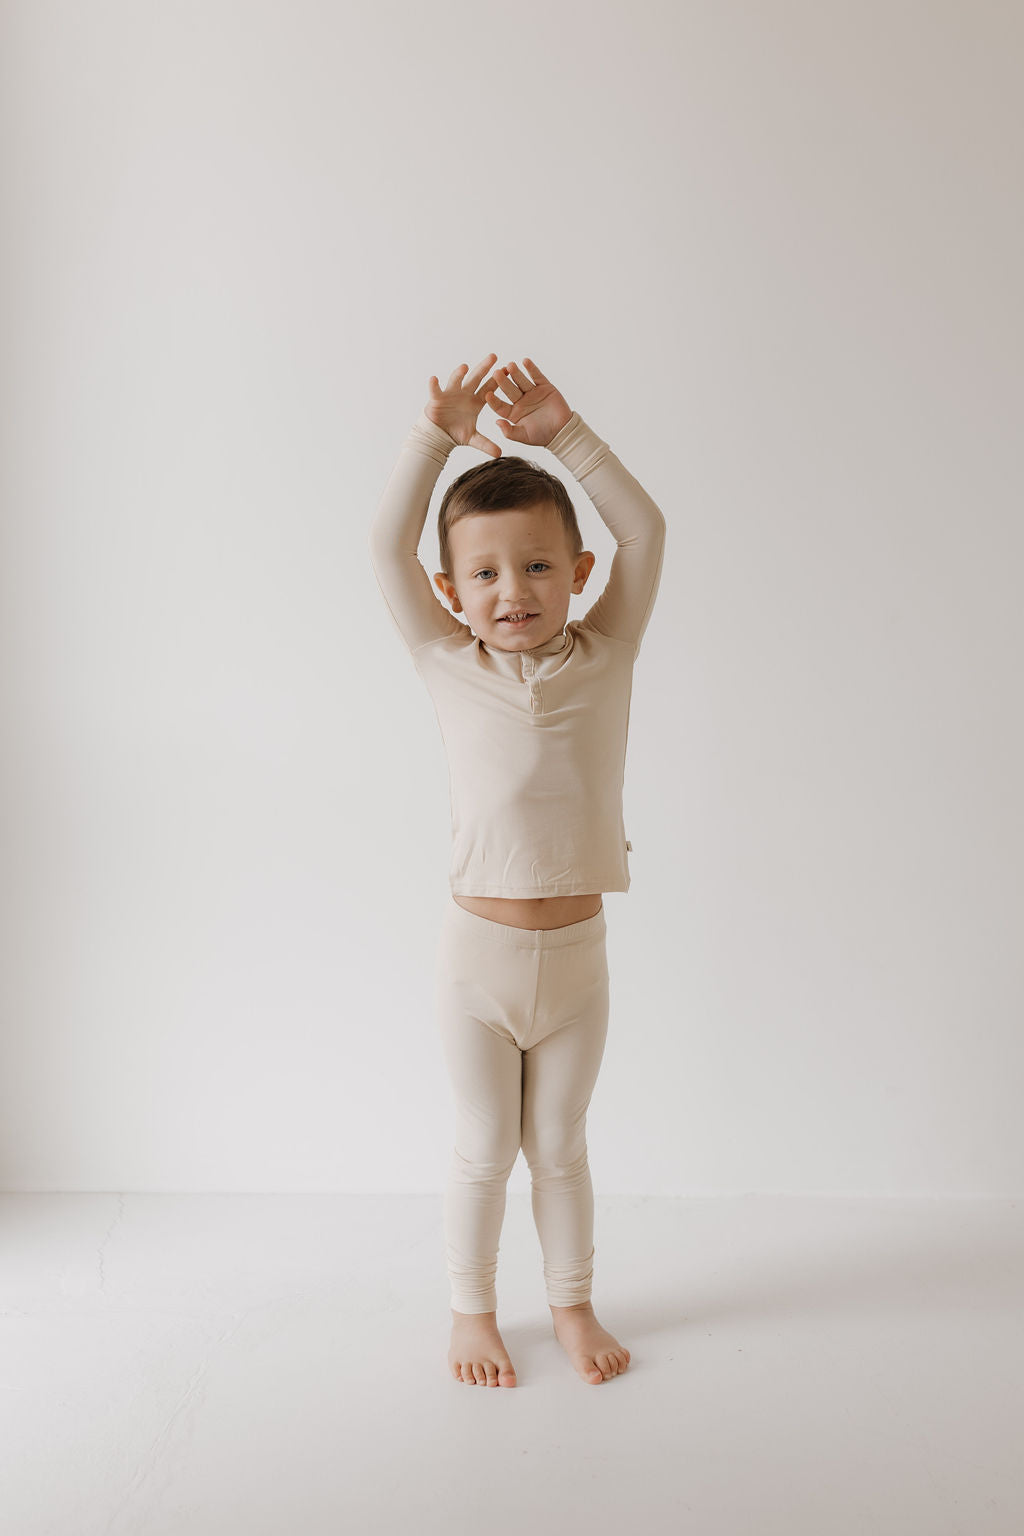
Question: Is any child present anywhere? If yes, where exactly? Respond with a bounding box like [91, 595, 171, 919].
[368, 354, 666, 1387]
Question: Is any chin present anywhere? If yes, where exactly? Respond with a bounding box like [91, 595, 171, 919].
[493, 623, 536, 646]
[496, 624, 559, 652]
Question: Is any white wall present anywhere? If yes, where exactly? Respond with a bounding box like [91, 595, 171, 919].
[1, 0, 1020, 1194]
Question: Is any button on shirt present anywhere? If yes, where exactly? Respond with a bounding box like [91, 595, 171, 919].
[368, 408, 666, 898]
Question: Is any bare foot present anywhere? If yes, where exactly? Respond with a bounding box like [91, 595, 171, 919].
[448, 1309, 517, 1387]
[550, 1300, 630, 1384]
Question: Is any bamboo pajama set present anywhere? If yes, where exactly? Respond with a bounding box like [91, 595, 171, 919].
[369, 406, 665, 1311]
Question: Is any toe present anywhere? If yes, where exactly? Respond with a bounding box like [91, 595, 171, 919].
[472, 1363, 486, 1385]
[484, 1362, 498, 1386]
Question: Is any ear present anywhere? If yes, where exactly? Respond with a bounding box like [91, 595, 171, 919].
[434, 572, 463, 613]
[571, 551, 597, 594]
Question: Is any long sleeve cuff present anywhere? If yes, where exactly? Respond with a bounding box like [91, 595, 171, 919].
[544, 411, 610, 477]
[410, 410, 461, 461]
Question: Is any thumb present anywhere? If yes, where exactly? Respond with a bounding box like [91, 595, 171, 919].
[496, 418, 527, 445]
[470, 431, 501, 458]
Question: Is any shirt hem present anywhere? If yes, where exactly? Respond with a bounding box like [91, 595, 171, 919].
[450, 882, 629, 898]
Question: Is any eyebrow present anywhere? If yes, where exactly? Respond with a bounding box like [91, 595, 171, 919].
[462, 549, 559, 563]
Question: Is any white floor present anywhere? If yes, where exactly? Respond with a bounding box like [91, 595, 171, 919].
[2, 1192, 1022, 1535]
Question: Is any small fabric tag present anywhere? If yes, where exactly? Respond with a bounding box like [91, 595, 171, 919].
[625, 840, 633, 852]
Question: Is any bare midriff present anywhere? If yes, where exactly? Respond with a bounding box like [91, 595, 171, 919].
[453, 893, 604, 931]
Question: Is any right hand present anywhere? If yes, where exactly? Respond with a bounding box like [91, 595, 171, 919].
[424, 354, 502, 459]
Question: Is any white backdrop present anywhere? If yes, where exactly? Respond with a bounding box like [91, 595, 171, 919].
[0, 0, 1020, 1195]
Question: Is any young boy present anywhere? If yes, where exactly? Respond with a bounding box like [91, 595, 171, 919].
[368, 353, 666, 1387]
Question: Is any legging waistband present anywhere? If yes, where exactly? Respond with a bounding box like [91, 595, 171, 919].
[443, 896, 606, 950]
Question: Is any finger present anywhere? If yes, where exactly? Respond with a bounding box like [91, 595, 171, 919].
[504, 361, 532, 392]
[476, 372, 503, 406]
[470, 431, 501, 458]
[466, 352, 498, 387]
[489, 372, 521, 409]
[444, 363, 469, 391]
[522, 356, 549, 386]
[496, 365, 524, 398]
[484, 385, 512, 419]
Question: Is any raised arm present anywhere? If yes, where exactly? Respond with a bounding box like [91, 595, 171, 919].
[485, 357, 666, 657]
[368, 355, 503, 654]
[367, 413, 468, 653]
[545, 411, 666, 656]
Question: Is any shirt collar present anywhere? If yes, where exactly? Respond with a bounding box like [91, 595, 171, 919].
[478, 624, 570, 660]
[526, 626, 571, 657]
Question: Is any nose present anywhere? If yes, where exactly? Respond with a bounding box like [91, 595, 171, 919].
[500, 585, 532, 608]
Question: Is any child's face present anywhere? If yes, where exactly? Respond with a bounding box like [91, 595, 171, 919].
[434, 501, 596, 652]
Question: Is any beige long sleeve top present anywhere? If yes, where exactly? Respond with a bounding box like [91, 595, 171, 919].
[368, 408, 666, 898]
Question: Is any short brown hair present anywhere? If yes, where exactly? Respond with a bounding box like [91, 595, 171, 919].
[436, 455, 583, 577]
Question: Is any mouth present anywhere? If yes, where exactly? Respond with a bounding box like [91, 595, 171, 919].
[498, 613, 538, 627]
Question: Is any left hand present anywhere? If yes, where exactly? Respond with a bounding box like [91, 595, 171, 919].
[485, 357, 573, 448]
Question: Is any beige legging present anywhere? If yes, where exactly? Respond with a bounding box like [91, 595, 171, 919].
[433, 896, 610, 1314]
